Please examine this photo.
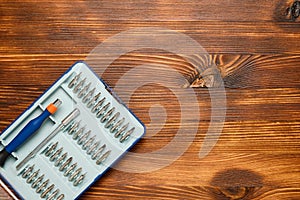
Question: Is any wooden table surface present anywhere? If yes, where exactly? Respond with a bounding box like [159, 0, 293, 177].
[0, 0, 299, 199]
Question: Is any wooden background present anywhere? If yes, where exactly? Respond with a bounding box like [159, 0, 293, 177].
[0, 0, 299, 199]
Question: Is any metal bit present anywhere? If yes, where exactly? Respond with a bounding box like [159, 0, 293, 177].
[49, 147, 63, 162]
[44, 142, 58, 157]
[54, 152, 67, 167]
[64, 163, 77, 177]
[69, 167, 82, 182]
[46, 188, 59, 200]
[78, 82, 91, 98]
[77, 130, 91, 145]
[68, 72, 81, 88]
[114, 123, 129, 138]
[82, 135, 96, 150]
[105, 112, 120, 129]
[96, 150, 111, 165]
[40, 184, 54, 198]
[22, 164, 35, 179]
[91, 144, 106, 160]
[17, 164, 29, 176]
[57, 194, 65, 200]
[110, 117, 125, 133]
[120, 127, 135, 143]
[91, 97, 105, 113]
[27, 169, 40, 184]
[87, 92, 101, 108]
[42, 142, 53, 155]
[73, 173, 86, 186]
[36, 179, 49, 193]
[73, 77, 86, 94]
[101, 107, 115, 123]
[96, 102, 110, 118]
[31, 174, 44, 189]
[73, 125, 85, 140]
[82, 88, 95, 103]
[63, 121, 75, 133]
[59, 157, 73, 172]
[68, 120, 81, 135]
[87, 141, 100, 155]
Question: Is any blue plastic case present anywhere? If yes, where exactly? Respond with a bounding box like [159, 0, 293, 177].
[0, 62, 145, 199]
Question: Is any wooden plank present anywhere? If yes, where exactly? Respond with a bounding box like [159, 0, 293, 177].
[0, 0, 299, 55]
[0, 21, 299, 55]
[91, 53, 300, 88]
[81, 185, 300, 200]
[0, 0, 297, 22]
[0, 54, 299, 88]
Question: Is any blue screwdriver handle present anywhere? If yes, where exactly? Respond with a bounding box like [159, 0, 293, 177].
[6, 110, 52, 153]
[0, 99, 62, 167]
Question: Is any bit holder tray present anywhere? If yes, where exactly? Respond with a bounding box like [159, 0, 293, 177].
[0, 62, 145, 199]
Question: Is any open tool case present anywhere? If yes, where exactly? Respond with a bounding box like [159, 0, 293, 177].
[0, 62, 145, 199]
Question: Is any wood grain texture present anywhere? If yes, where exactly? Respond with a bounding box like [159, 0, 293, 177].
[0, 0, 299, 199]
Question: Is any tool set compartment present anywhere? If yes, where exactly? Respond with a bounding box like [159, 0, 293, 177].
[0, 62, 145, 199]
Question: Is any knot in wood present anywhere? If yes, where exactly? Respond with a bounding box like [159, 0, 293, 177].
[219, 186, 248, 200]
[288, 0, 300, 20]
[189, 66, 223, 88]
[210, 169, 263, 200]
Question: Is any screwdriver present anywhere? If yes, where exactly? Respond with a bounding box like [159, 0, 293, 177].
[0, 99, 62, 167]
[16, 108, 80, 170]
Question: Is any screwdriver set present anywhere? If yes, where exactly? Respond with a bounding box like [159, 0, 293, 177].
[0, 62, 145, 199]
